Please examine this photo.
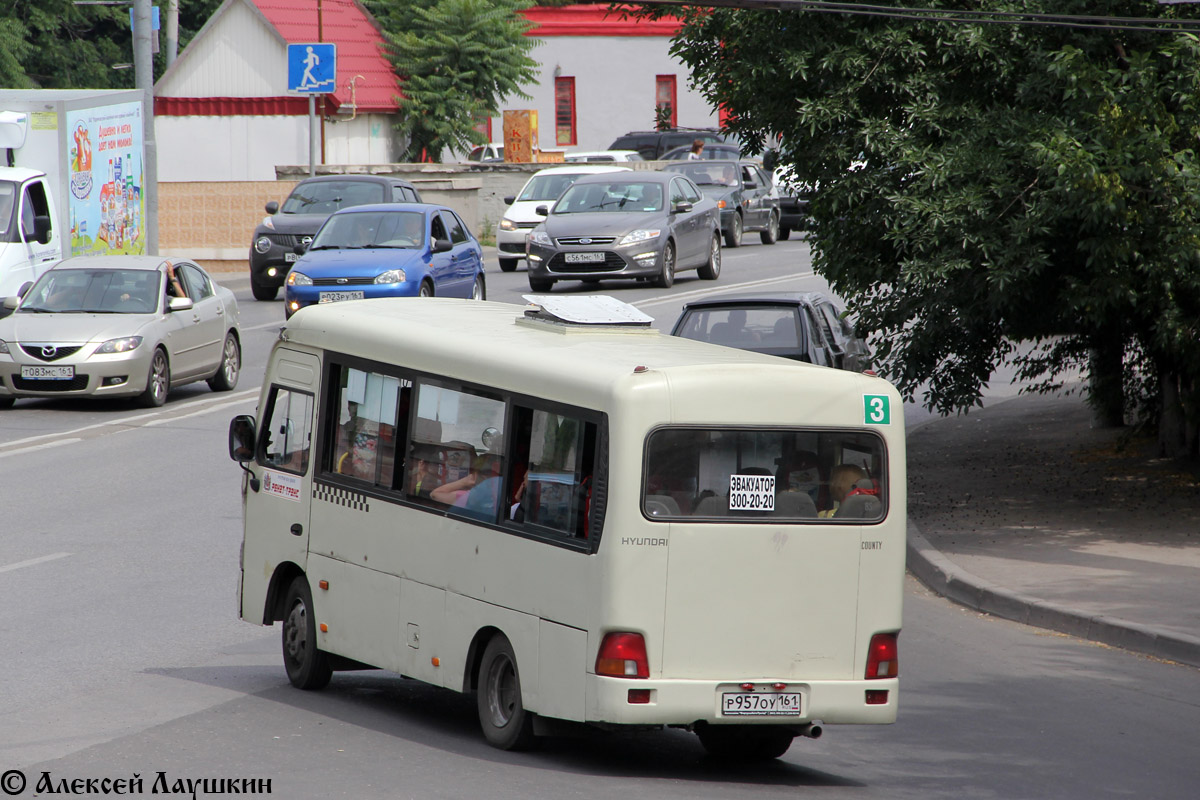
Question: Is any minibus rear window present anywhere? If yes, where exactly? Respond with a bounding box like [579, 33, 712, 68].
[643, 428, 886, 522]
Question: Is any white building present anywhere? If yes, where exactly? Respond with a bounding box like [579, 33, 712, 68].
[479, 4, 719, 157]
[154, 0, 402, 181]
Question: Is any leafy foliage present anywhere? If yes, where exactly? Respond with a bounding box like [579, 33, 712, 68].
[369, 0, 539, 162]
[637, 1, 1200, 457]
[0, 0, 222, 89]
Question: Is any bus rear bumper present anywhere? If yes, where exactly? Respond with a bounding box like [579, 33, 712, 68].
[584, 675, 898, 727]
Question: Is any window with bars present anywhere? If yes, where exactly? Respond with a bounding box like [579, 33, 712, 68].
[555, 77, 576, 147]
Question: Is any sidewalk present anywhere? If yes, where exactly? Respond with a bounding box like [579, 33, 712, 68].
[905, 389, 1200, 668]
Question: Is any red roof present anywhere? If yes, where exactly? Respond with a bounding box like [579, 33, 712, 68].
[521, 4, 682, 37]
[252, 0, 400, 113]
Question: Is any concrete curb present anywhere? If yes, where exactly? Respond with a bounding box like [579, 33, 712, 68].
[906, 523, 1200, 669]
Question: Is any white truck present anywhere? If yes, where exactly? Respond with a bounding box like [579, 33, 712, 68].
[0, 89, 147, 300]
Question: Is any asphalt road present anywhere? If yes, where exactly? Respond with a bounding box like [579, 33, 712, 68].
[1, 238, 1197, 799]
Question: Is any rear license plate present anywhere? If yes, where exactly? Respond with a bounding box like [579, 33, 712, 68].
[285, 253, 299, 263]
[721, 692, 802, 716]
[318, 291, 364, 304]
[21, 364, 74, 380]
[564, 252, 605, 264]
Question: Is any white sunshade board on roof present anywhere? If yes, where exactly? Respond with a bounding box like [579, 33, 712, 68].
[523, 295, 655, 326]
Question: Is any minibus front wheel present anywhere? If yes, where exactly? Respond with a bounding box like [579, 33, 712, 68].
[282, 576, 332, 690]
[477, 634, 535, 750]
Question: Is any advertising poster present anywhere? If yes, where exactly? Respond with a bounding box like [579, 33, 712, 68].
[66, 101, 145, 256]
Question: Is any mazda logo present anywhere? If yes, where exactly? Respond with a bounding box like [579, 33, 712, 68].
[41, 345, 58, 359]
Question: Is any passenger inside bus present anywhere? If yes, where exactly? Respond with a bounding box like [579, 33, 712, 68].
[407, 443, 443, 499]
[818, 463, 867, 518]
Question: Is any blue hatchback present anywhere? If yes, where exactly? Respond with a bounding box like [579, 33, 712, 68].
[284, 203, 486, 318]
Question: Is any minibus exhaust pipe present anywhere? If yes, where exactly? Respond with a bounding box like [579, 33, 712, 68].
[799, 722, 823, 739]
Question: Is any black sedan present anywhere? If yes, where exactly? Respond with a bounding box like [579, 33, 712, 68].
[524, 171, 722, 291]
[249, 175, 423, 301]
[670, 292, 870, 371]
[663, 160, 780, 247]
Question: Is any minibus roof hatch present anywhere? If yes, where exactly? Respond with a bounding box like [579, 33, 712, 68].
[521, 295, 655, 328]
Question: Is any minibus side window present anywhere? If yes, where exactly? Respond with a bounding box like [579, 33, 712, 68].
[643, 428, 886, 522]
[406, 383, 506, 521]
[261, 387, 314, 475]
[507, 406, 597, 539]
[327, 366, 406, 487]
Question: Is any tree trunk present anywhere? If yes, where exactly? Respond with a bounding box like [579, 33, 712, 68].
[1159, 371, 1200, 460]
[1087, 341, 1125, 428]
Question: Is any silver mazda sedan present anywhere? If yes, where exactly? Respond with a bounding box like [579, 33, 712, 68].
[524, 171, 722, 292]
[0, 256, 241, 408]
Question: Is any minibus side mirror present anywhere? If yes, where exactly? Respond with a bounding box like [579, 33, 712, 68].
[503, 195, 516, 205]
[266, 201, 279, 215]
[229, 415, 257, 462]
[229, 414, 261, 492]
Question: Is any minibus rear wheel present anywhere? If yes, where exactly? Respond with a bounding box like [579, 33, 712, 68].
[695, 723, 794, 761]
[282, 576, 332, 690]
[477, 634, 535, 750]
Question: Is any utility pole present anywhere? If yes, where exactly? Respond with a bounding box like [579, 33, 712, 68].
[133, 0, 158, 254]
[166, 0, 179, 67]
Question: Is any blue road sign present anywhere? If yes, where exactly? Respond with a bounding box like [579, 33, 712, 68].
[288, 43, 337, 94]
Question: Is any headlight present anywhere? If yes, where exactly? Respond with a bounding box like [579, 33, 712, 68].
[95, 336, 143, 354]
[254, 236, 272, 254]
[499, 218, 518, 231]
[287, 271, 312, 286]
[529, 231, 552, 246]
[619, 229, 662, 246]
[375, 269, 406, 284]
[0, 340, 9, 354]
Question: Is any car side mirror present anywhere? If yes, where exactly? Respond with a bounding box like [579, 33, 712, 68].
[743, 181, 755, 190]
[265, 201, 279, 215]
[673, 201, 693, 213]
[293, 241, 308, 255]
[432, 238, 453, 253]
[16, 281, 31, 298]
[229, 415, 257, 463]
[535, 205, 549, 216]
[503, 195, 516, 206]
[168, 296, 194, 312]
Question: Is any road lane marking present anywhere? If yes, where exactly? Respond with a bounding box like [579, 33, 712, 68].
[631, 270, 818, 310]
[0, 388, 259, 458]
[0, 552, 72, 575]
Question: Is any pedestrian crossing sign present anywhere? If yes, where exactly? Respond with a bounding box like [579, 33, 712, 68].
[288, 43, 337, 94]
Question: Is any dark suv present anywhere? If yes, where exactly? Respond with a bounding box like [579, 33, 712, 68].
[608, 128, 731, 161]
[248, 175, 422, 300]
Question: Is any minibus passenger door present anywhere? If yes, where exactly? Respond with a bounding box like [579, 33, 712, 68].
[241, 351, 319, 621]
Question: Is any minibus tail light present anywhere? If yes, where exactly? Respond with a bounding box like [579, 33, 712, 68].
[596, 632, 649, 678]
[866, 632, 898, 679]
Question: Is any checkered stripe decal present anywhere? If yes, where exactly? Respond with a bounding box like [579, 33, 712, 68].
[314, 483, 370, 513]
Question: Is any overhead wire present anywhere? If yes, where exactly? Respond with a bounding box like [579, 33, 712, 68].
[638, 0, 1200, 35]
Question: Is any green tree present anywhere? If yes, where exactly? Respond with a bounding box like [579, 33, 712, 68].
[0, 0, 220, 89]
[640, 1, 1200, 458]
[368, 0, 539, 162]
